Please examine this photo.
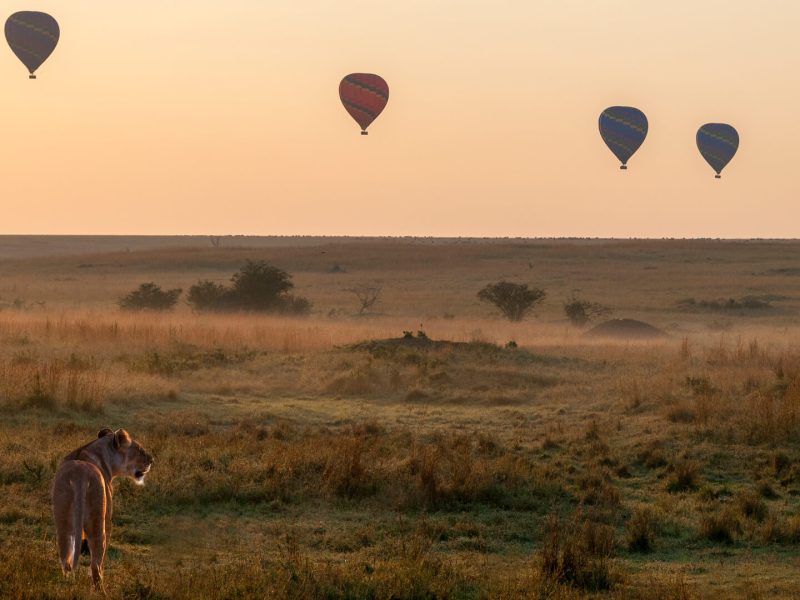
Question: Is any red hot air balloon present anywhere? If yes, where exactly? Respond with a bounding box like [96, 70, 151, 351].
[339, 73, 389, 135]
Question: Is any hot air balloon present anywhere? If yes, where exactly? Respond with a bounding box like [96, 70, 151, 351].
[339, 73, 389, 135]
[696, 123, 739, 179]
[5, 11, 59, 79]
[599, 107, 648, 170]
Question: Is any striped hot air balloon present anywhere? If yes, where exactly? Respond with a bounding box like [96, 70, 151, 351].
[339, 73, 389, 135]
[696, 123, 739, 179]
[5, 11, 59, 79]
[599, 107, 648, 170]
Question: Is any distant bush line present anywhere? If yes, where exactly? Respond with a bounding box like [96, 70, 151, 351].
[119, 261, 311, 315]
[677, 296, 772, 312]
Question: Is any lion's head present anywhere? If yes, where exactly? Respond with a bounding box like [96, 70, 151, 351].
[99, 428, 154, 485]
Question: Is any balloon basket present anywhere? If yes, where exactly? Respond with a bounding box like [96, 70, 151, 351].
[715, 174, 721, 179]
[361, 131, 368, 136]
[29, 74, 36, 79]
[620, 165, 627, 170]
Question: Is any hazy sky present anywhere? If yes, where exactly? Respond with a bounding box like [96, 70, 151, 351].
[2, 1, 799, 237]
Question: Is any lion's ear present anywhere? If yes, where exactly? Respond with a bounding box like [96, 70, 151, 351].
[113, 429, 132, 449]
[97, 428, 114, 438]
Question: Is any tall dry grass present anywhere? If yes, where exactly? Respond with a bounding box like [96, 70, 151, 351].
[2, 238, 800, 598]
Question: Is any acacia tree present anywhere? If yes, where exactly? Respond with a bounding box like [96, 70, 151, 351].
[563, 293, 610, 327]
[345, 285, 382, 315]
[230, 260, 294, 311]
[477, 281, 546, 322]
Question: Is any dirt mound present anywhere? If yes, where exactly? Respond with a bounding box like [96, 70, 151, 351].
[584, 319, 667, 340]
[350, 332, 473, 352]
[347, 333, 576, 368]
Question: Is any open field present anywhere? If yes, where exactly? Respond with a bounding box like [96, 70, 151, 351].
[2, 238, 800, 598]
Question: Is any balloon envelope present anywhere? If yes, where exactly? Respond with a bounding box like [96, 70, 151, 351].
[599, 106, 648, 168]
[339, 73, 389, 134]
[696, 123, 739, 177]
[5, 11, 59, 78]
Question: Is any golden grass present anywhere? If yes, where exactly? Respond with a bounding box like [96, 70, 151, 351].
[1, 238, 800, 598]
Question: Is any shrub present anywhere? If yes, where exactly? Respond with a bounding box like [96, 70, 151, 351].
[563, 294, 610, 327]
[118, 283, 181, 311]
[186, 261, 311, 314]
[187, 280, 233, 312]
[477, 281, 546, 322]
[677, 296, 771, 312]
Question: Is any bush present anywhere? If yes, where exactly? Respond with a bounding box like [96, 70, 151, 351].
[563, 294, 610, 327]
[477, 281, 545, 322]
[119, 283, 181, 311]
[676, 296, 771, 312]
[187, 261, 311, 314]
[187, 280, 233, 312]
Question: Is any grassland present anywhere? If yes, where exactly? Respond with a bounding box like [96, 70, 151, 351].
[1, 238, 800, 599]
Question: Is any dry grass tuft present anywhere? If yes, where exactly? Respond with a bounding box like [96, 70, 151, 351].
[626, 505, 660, 553]
[699, 506, 741, 544]
[0, 356, 106, 412]
[666, 458, 702, 493]
[537, 510, 618, 592]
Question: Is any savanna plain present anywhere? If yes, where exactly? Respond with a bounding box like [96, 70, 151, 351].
[2, 237, 800, 599]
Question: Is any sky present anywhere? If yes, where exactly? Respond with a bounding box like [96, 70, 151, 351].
[1, 0, 799, 237]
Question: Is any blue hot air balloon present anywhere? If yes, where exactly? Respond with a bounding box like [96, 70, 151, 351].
[696, 123, 739, 179]
[5, 11, 60, 79]
[599, 106, 648, 170]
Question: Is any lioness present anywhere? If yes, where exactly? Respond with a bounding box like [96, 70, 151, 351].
[52, 428, 153, 587]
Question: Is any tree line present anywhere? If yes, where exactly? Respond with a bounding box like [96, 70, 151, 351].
[119, 262, 608, 326]
[118, 260, 311, 315]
